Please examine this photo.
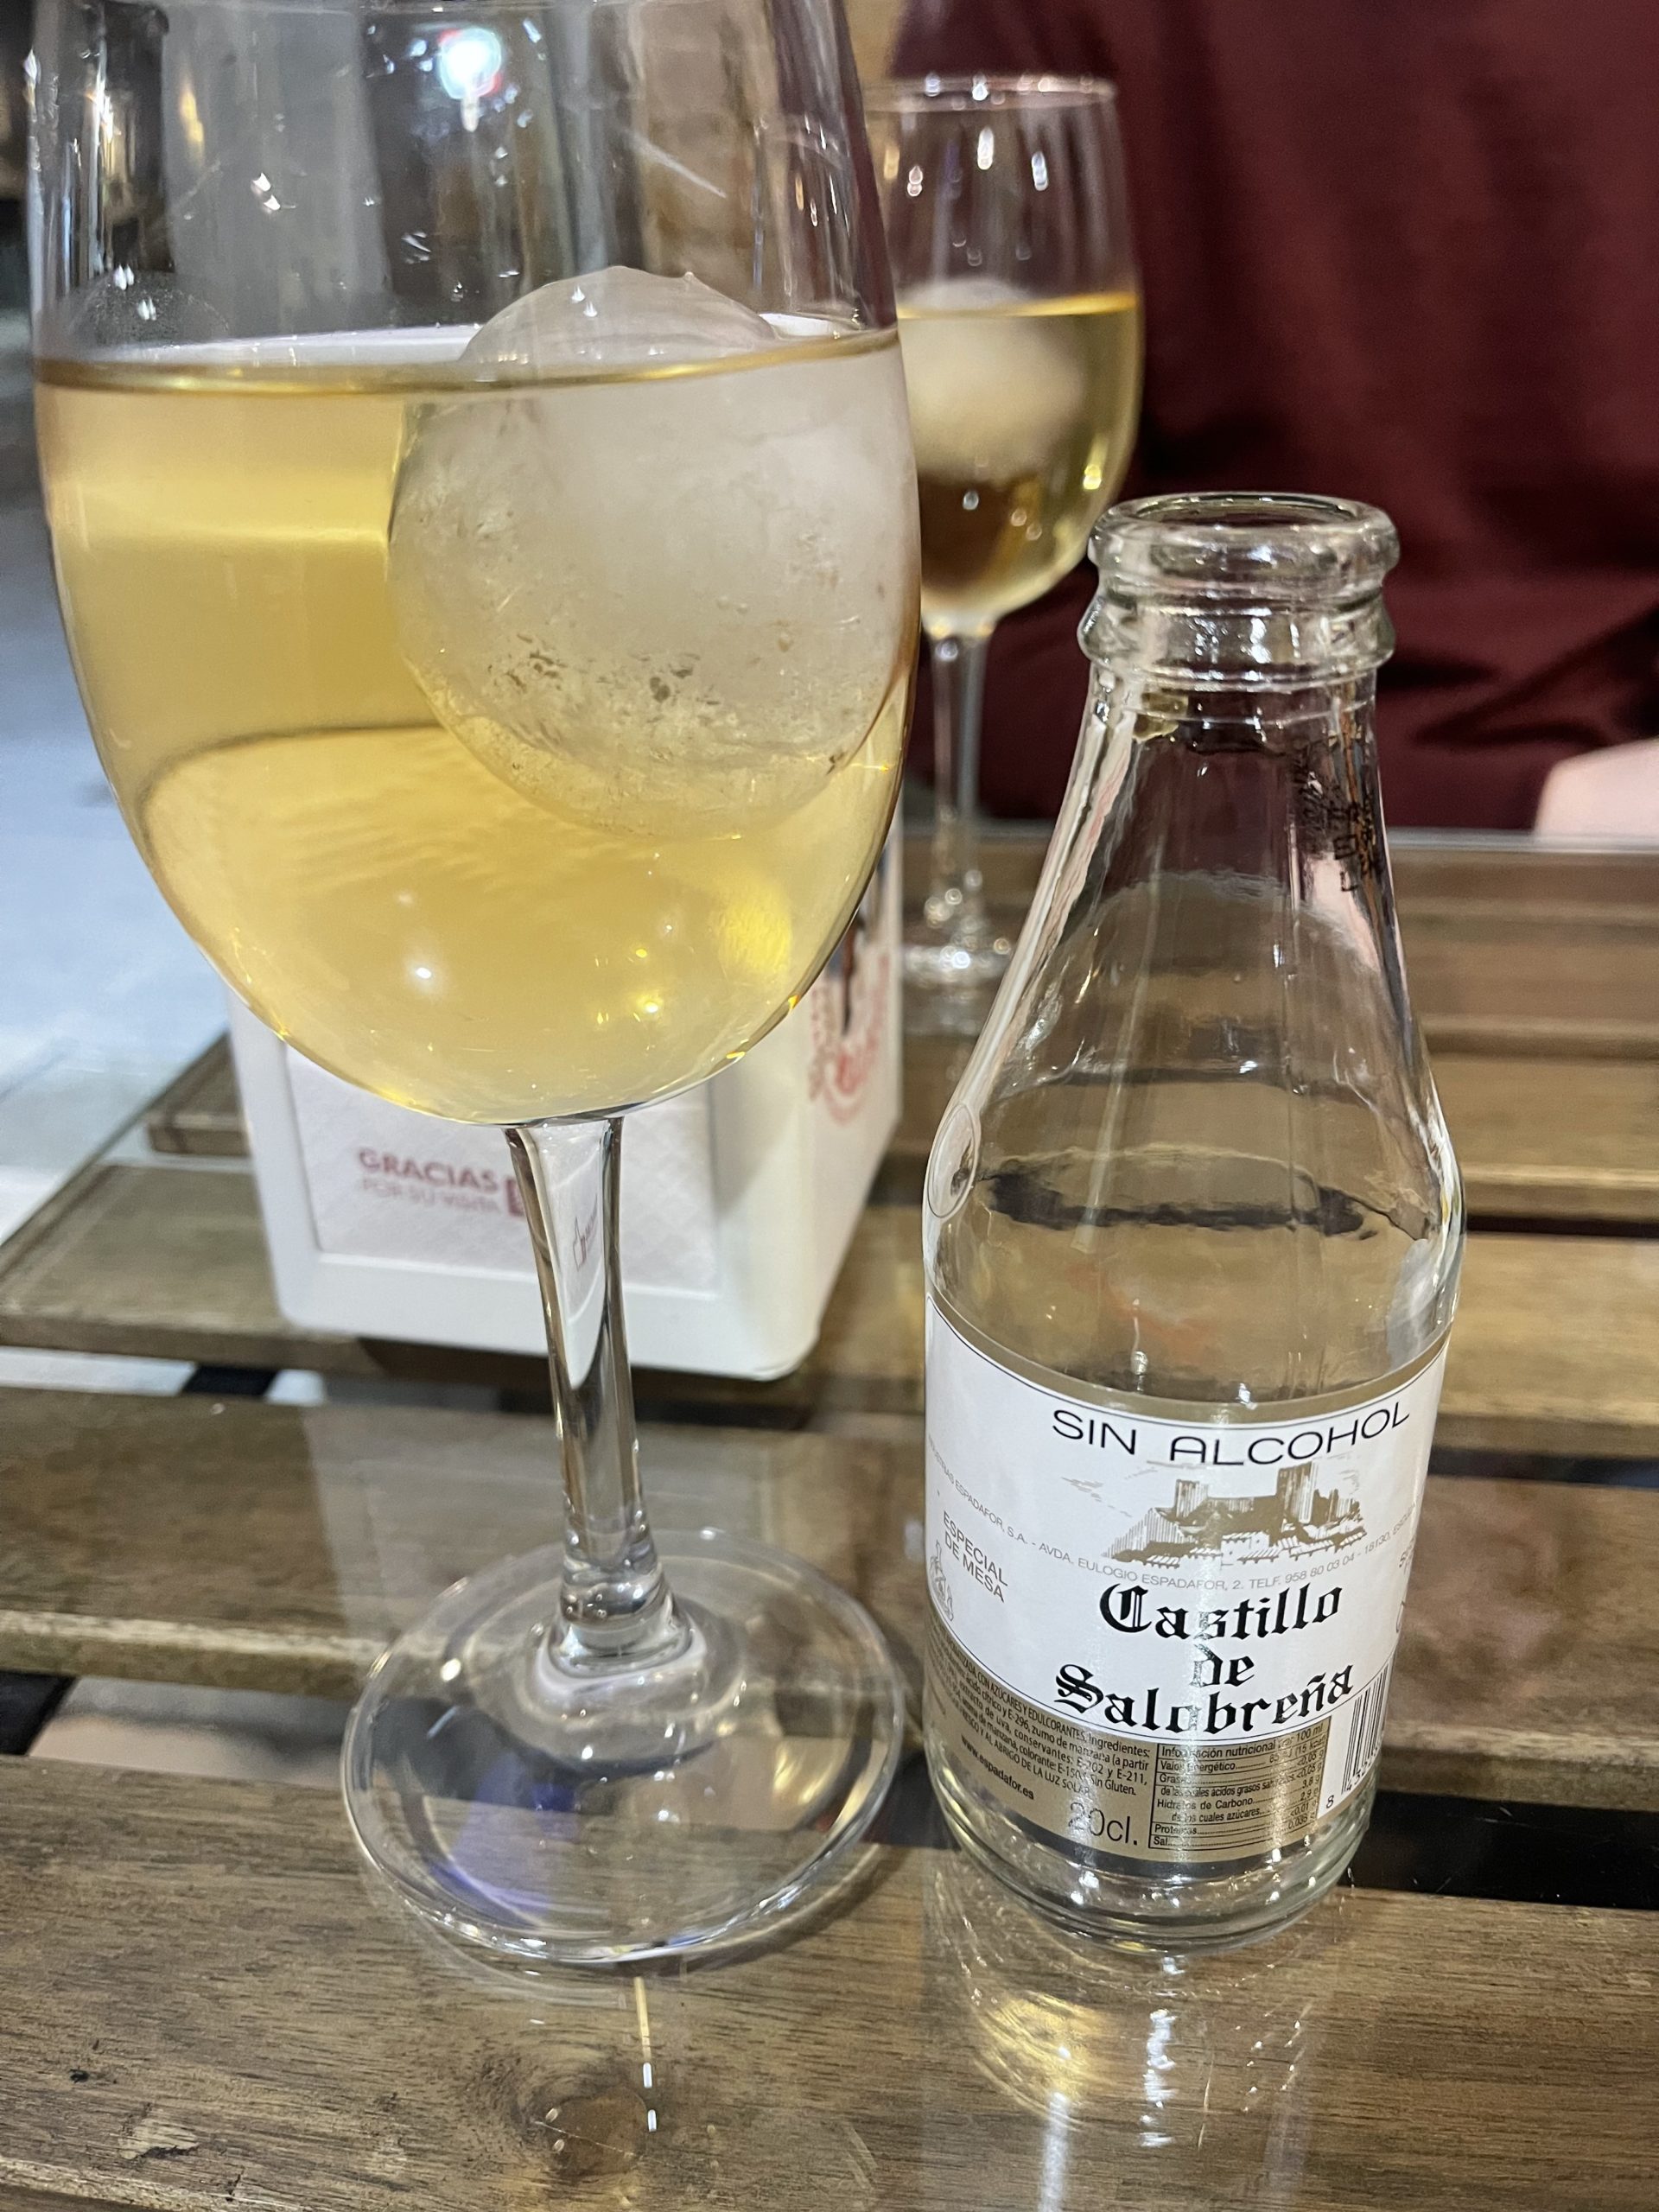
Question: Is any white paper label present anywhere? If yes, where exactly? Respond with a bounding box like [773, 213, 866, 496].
[925, 1302, 1447, 1859]
[284, 1049, 719, 1289]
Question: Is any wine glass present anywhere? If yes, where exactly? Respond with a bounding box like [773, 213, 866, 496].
[866, 77, 1140, 1016]
[32, 0, 918, 1963]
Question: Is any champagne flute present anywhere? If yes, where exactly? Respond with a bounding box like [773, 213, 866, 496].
[33, 0, 918, 1964]
[866, 77, 1140, 1013]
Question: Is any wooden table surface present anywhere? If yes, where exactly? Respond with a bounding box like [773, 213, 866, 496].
[4, 1385, 1658, 2210]
[3, 831, 1658, 2209]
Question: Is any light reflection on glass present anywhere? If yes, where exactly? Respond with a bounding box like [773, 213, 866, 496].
[923, 1851, 1340, 2204]
[1038, 2088, 1071, 2212]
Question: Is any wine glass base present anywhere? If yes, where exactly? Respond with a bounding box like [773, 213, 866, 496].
[902, 931, 1009, 1037]
[341, 1530, 905, 1967]
[903, 932, 1012, 992]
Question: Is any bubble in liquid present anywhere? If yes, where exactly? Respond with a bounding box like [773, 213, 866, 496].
[388, 268, 914, 838]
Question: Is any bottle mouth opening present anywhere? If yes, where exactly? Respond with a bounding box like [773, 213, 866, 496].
[1091, 493, 1400, 606]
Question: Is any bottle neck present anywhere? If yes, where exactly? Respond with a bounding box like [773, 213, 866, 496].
[1074, 499, 1398, 901]
[1080, 583, 1394, 695]
[1067, 662, 1391, 914]
[940, 645, 1457, 1410]
[981, 657, 1409, 1107]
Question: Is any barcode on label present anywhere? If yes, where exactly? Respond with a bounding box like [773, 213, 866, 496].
[1341, 1662, 1392, 1796]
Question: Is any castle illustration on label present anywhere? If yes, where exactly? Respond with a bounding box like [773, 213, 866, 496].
[1109, 1464, 1364, 1566]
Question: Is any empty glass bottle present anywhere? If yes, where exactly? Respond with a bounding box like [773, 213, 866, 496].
[923, 493, 1463, 1946]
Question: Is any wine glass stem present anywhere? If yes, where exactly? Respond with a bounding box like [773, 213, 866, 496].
[925, 627, 995, 944]
[505, 1118, 686, 1673]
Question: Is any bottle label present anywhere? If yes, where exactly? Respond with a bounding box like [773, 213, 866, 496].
[925, 1302, 1447, 1866]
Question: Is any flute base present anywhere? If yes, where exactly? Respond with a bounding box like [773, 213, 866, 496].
[342, 1531, 905, 1966]
[903, 931, 1013, 992]
[903, 925, 1010, 1037]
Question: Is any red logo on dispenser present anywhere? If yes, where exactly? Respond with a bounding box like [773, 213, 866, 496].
[807, 851, 892, 1126]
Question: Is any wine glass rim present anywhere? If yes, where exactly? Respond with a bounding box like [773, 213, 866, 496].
[864, 73, 1119, 116]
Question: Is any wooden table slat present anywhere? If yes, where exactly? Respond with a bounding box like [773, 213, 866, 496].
[160, 1021, 1659, 1230]
[3, 1386, 1656, 1809]
[908, 828, 1659, 922]
[914, 830, 1659, 1058]
[1, 1758, 1655, 2212]
[143, 1011, 1659, 1223]
[4, 1160, 1659, 1453]
[894, 1035, 1659, 1224]
[143, 1038, 245, 1159]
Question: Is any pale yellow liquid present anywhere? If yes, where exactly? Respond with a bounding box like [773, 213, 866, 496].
[36, 334, 917, 1122]
[898, 289, 1141, 632]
